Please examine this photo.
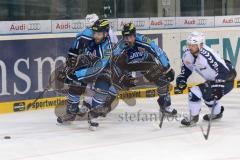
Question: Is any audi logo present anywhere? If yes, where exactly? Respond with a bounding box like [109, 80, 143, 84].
[28, 23, 41, 30]
[120, 21, 146, 28]
[163, 19, 174, 25]
[234, 17, 240, 23]
[197, 19, 207, 25]
[133, 21, 146, 27]
[71, 22, 85, 30]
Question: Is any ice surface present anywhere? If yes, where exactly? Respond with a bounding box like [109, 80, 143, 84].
[0, 89, 240, 160]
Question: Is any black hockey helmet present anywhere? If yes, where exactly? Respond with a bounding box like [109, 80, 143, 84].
[92, 19, 109, 33]
[122, 22, 136, 37]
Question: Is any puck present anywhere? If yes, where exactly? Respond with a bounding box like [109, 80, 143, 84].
[4, 136, 11, 139]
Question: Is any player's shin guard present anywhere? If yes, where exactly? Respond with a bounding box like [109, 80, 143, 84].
[66, 93, 80, 114]
[181, 87, 201, 126]
[91, 80, 111, 118]
[157, 92, 177, 116]
[181, 100, 200, 126]
[105, 86, 118, 111]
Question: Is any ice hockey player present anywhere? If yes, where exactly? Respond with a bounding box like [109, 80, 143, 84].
[111, 23, 177, 115]
[86, 13, 118, 45]
[176, 31, 237, 126]
[58, 19, 118, 129]
[63, 14, 117, 112]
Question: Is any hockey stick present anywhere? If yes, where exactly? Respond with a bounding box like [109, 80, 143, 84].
[200, 96, 217, 140]
[26, 63, 75, 110]
[159, 107, 165, 128]
[159, 80, 171, 128]
[26, 74, 57, 110]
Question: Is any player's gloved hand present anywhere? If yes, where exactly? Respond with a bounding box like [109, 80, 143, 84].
[57, 68, 67, 81]
[176, 78, 187, 91]
[210, 80, 225, 99]
[127, 75, 136, 88]
[144, 64, 164, 83]
[119, 74, 136, 88]
[165, 68, 175, 82]
[66, 56, 78, 69]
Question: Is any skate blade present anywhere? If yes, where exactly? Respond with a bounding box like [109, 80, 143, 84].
[163, 113, 180, 117]
[179, 123, 198, 128]
[202, 118, 222, 122]
[56, 121, 72, 126]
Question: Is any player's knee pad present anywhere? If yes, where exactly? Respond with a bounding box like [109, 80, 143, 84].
[92, 78, 111, 109]
[157, 77, 171, 98]
[204, 99, 217, 108]
[107, 86, 118, 102]
[91, 82, 113, 117]
[189, 92, 201, 102]
[67, 93, 80, 104]
[157, 92, 171, 107]
[105, 86, 119, 110]
[198, 82, 214, 101]
[108, 85, 118, 96]
[189, 86, 202, 102]
[157, 83, 169, 96]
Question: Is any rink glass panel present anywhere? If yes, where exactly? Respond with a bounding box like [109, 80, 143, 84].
[0, 0, 240, 21]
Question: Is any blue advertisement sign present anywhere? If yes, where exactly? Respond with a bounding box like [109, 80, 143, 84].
[0, 34, 162, 103]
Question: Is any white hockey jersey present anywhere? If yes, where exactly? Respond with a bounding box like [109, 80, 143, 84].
[178, 44, 230, 81]
[109, 28, 118, 44]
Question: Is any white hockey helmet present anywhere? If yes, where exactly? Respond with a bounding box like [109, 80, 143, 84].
[187, 31, 205, 47]
[85, 13, 99, 27]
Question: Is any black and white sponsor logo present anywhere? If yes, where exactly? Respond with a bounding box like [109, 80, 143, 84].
[13, 102, 26, 112]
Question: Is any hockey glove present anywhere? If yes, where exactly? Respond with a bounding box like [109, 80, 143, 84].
[165, 68, 175, 82]
[119, 74, 136, 88]
[210, 80, 225, 99]
[176, 78, 187, 91]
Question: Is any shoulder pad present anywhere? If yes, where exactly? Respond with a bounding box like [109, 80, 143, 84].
[182, 51, 194, 65]
[182, 49, 191, 59]
[76, 28, 93, 39]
